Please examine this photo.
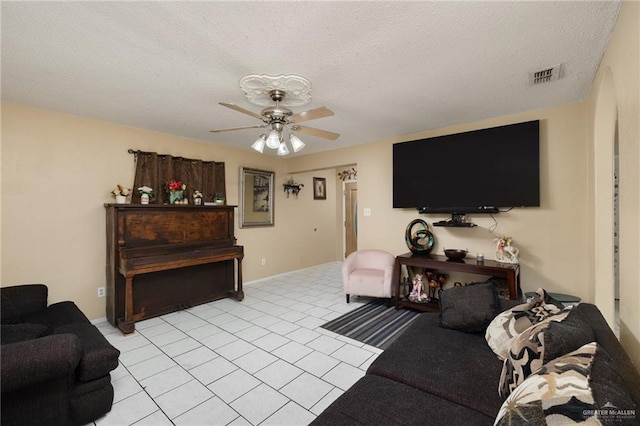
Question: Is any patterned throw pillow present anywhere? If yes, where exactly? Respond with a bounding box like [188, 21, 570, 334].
[498, 308, 595, 397]
[485, 288, 563, 360]
[495, 342, 636, 425]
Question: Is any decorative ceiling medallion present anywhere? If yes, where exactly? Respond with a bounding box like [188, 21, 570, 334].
[240, 74, 312, 107]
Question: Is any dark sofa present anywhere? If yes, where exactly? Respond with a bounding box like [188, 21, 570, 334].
[1, 284, 121, 426]
[312, 299, 640, 425]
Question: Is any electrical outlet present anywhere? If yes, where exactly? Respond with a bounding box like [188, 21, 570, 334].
[261, 258, 266, 266]
[97, 287, 106, 298]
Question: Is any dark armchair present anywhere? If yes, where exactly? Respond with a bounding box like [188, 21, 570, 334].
[1, 284, 120, 426]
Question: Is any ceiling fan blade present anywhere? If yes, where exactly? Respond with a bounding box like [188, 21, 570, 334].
[209, 124, 265, 133]
[294, 125, 340, 140]
[219, 102, 263, 120]
[291, 107, 334, 123]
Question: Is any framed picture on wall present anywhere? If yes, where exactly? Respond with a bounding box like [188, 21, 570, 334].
[313, 177, 327, 200]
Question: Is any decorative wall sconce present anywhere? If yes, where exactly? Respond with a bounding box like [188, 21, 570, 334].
[338, 167, 358, 181]
[283, 179, 304, 198]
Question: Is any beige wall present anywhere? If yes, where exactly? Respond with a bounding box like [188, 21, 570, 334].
[1, 104, 338, 320]
[2, 2, 638, 368]
[288, 2, 640, 368]
[291, 104, 591, 296]
[587, 1, 640, 368]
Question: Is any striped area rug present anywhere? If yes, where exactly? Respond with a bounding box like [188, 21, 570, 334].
[321, 299, 422, 350]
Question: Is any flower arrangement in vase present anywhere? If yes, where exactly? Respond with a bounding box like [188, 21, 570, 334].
[111, 184, 131, 204]
[167, 180, 187, 204]
[138, 186, 154, 204]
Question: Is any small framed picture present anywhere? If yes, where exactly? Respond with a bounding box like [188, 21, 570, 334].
[313, 177, 327, 200]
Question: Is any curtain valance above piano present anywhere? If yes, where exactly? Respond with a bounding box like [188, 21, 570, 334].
[130, 150, 225, 204]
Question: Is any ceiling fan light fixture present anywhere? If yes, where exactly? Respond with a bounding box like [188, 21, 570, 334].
[213, 77, 338, 155]
[240, 74, 312, 107]
[290, 134, 306, 152]
[266, 129, 281, 149]
[251, 134, 266, 153]
[277, 142, 290, 156]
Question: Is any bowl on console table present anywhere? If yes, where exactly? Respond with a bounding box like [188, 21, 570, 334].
[444, 249, 468, 260]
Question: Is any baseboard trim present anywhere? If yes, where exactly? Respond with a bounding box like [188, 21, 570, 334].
[91, 316, 108, 325]
[244, 261, 342, 286]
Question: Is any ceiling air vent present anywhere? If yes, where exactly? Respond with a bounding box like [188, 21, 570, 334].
[529, 64, 562, 86]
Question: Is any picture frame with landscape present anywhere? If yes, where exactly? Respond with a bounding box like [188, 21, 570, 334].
[239, 167, 274, 227]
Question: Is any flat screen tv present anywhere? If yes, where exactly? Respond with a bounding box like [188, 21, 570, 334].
[393, 120, 540, 217]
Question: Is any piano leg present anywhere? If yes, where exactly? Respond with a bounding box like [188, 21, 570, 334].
[236, 256, 244, 300]
[228, 256, 244, 301]
[119, 275, 136, 334]
[117, 318, 135, 334]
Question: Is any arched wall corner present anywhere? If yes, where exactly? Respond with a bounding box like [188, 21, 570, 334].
[592, 66, 617, 329]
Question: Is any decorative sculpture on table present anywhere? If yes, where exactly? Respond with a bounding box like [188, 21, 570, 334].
[405, 219, 435, 255]
[425, 271, 448, 299]
[495, 236, 520, 264]
[437, 273, 447, 298]
[193, 190, 203, 205]
[408, 273, 430, 303]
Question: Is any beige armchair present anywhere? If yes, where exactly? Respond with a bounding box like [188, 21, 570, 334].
[342, 249, 396, 303]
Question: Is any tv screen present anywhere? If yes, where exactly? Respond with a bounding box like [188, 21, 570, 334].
[393, 120, 540, 213]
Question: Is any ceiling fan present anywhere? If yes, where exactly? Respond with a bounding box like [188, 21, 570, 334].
[209, 88, 339, 156]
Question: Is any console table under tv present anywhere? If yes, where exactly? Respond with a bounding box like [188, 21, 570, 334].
[393, 253, 521, 313]
[105, 204, 244, 334]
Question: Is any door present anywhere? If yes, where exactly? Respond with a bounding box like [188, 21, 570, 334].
[344, 182, 358, 258]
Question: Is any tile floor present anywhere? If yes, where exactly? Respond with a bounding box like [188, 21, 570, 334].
[92, 262, 380, 426]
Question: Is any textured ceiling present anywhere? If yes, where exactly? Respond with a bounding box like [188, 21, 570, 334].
[1, 1, 621, 156]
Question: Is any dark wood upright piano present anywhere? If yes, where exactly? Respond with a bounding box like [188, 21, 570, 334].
[105, 204, 243, 334]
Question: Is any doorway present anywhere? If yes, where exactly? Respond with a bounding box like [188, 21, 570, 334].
[344, 181, 358, 258]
